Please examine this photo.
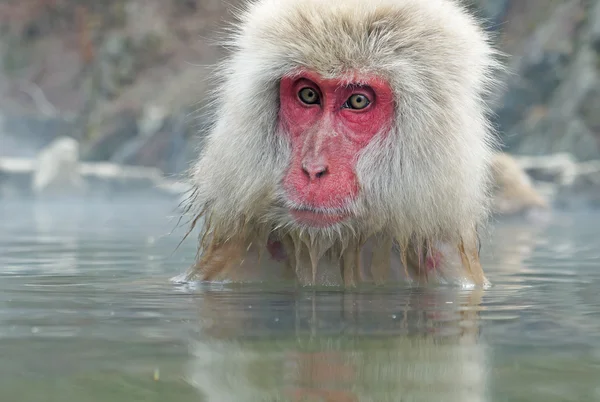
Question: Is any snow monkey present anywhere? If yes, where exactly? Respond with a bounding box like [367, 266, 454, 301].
[180, 0, 502, 288]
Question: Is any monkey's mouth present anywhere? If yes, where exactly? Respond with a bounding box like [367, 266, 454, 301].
[289, 207, 349, 228]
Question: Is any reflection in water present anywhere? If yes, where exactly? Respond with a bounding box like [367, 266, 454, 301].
[482, 217, 548, 273]
[186, 287, 489, 402]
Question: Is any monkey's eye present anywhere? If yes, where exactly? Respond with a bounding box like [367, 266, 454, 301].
[298, 87, 320, 105]
[344, 94, 371, 110]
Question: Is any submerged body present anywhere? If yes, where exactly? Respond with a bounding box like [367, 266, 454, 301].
[192, 233, 478, 287]
[182, 0, 502, 287]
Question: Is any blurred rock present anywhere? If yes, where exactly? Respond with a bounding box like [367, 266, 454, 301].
[0, 0, 228, 172]
[0, 153, 188, 200]
[467, 0, 511, 29]
[556, 160, 600, 208]
[0, 114, 75, 158]
[578, 83, 600, 134]
[32, 136, 85, 197]
[97, 32, 137, 100]
[81, 108, 139, 162]
[79, 162, 188, 198]
[515, 153, 578, 185]
[111, 106, 195, 175]
[492, 0, 600, 161]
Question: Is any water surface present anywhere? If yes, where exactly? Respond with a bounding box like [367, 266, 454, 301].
[1, 199, 599, 401]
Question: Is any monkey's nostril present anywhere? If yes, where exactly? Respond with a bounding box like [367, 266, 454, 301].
[315, 168, 327, 179]
[302, 163, 328, 180]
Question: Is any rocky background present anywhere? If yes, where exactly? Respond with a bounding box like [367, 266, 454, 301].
[0, 0, 599, 211]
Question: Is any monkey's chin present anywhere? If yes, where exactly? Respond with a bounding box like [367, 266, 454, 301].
[290, 209, 348, 228]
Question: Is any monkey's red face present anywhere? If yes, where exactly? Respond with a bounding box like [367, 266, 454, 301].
[278, 71, 395, 228]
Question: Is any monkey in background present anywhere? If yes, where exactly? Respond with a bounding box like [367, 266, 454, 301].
[490, 152, 549, 217]
[179, 0, 503, 288]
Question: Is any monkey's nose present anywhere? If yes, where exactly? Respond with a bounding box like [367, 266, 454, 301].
[302, 162, 329, 181]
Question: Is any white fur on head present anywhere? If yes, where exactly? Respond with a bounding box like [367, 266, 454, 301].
[186, 0, 502, 275]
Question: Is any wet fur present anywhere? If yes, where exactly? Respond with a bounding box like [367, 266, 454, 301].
[182, 0, 503, 286]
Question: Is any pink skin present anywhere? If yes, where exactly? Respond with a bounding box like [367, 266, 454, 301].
[278, 70, 395, 228]
[426, 249, 444, 272]
[266, 239, 287, 262]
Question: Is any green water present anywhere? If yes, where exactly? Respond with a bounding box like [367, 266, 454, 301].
[1, 199, 599, 401]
